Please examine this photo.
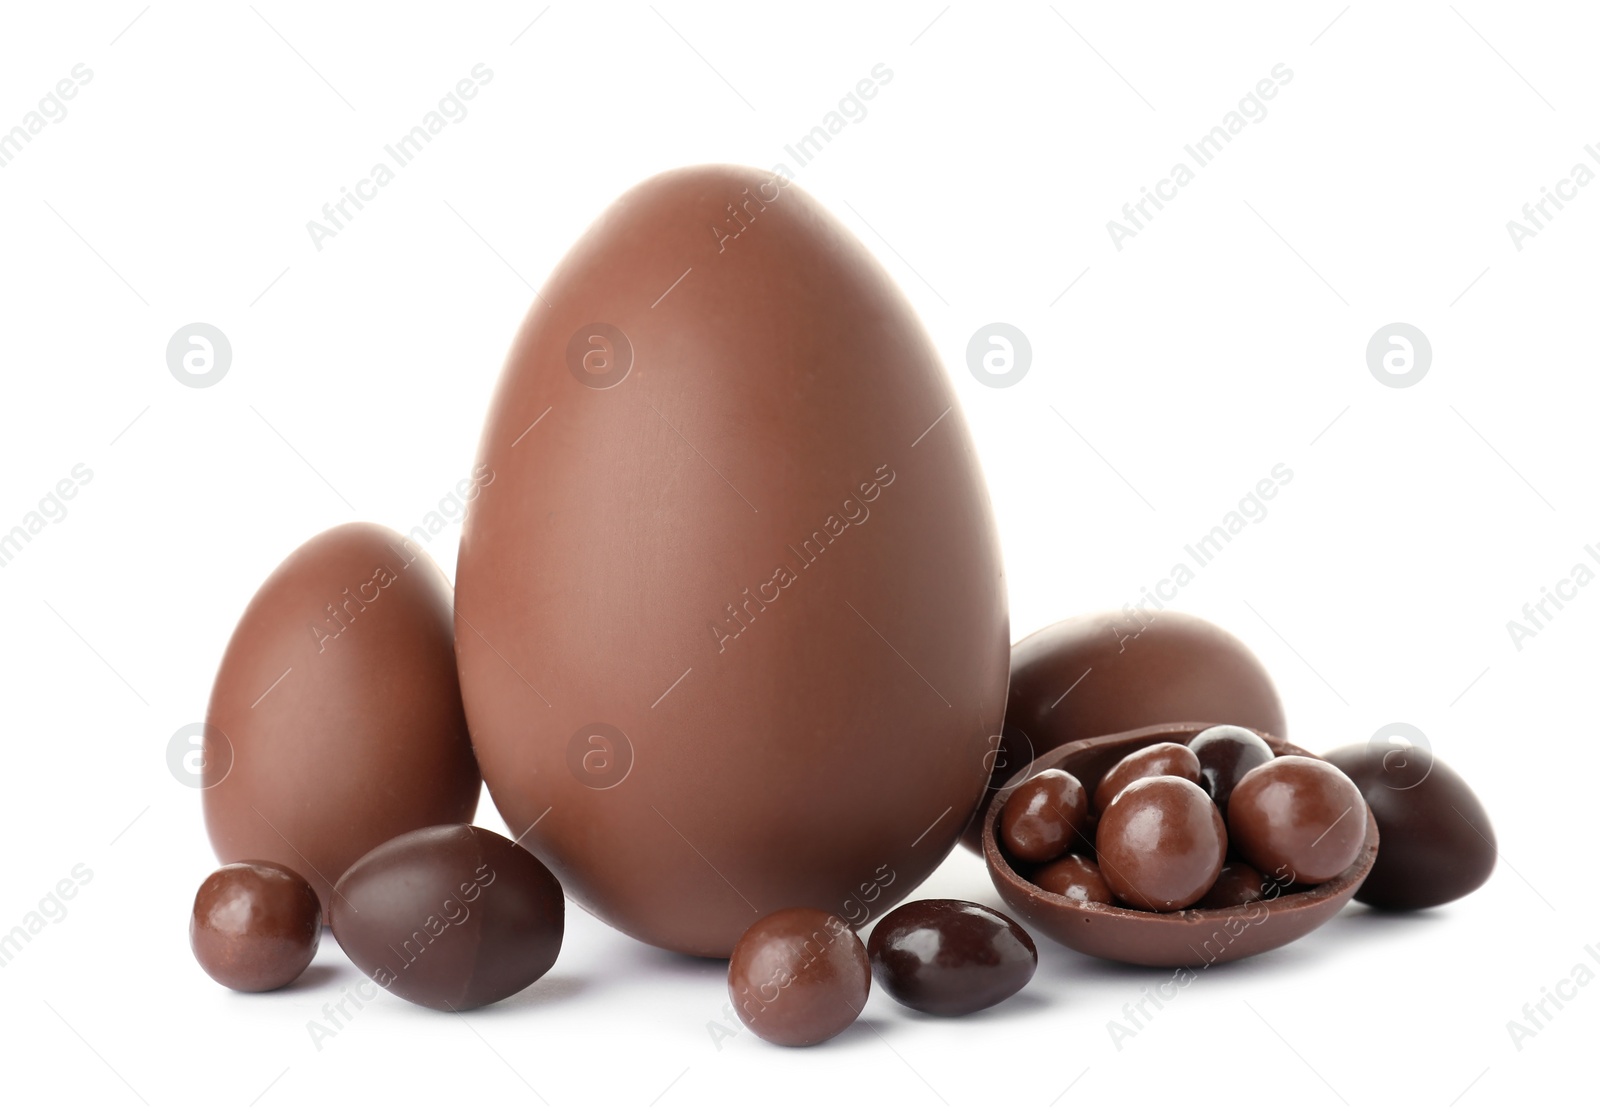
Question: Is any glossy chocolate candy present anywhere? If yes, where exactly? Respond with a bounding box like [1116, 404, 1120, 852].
[330, 825, 563, 1011]
[1032, 854, 1112, 903]
[1194, 860, 1272, 909]
[1323, 744, 1495, 909]
[729, 908, 870, 1046]
[457, 165, 1009, 957]
[203, 523, 481, 920]
[999, 769, 1088, 863]
[868, 900, 1036, 1017]
[966, 611, 1285, 850]
[1188, 725, 1274, 813]
[1096, 776, 1227, 911]
[190, 861, 321, 991]
[1228, 757, 1367, 885]
[1092, 742, 1201, 815]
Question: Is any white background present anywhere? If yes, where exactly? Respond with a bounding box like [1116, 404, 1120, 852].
[0, 2, 1592, 1108]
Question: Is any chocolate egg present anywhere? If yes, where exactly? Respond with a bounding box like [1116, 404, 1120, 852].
[203, 523, 480, 918]
[456, 166, 1008, 957]
[1322, 744, 1496, 909]
[330, 825, 564, 1011]
[964, 611, 1285, 850]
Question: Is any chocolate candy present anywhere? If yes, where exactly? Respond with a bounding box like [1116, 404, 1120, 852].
[204, 523, 481, 920]
[1188, 725, 1273, 813]
[1323, 744, 1495, 909]
[1194, 860, 1271, 909]
[1092, 742, 1201, 815]
[1032, 854, 1112, 903]
[1228, 756, 1367, 885]
[868, 900, 1037, 1017]
[457, 165, 1009, 957]
[1096, 776, 1227, 911]
[190, 861, 321, 991]
[728, 908, 870, 1046]
[330, 825, 563, 1011]
[968, 610, 1285, 850]
[999, 769, 1088, 862]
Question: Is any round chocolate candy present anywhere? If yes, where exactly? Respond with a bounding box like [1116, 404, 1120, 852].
[1032, 854, 1113, 903]
[1092, 742, 1202, 816]
[190, 861, 321, 991]
[1323, 744, 1495, 909]
[1194, 860, 1270, 909]
[1095, 776, 1227, 912]
[868, 899, 1036, 1017]
[331, 824, 564, 1011]
[1228, 756, 1367, 885]
[999, 769, 1089, 863]
[1188, 725, 1274, 813]
[729, 908, 870, 1046]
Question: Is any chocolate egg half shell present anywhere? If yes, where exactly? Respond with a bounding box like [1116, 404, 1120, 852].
[456, 165, 1008, 957]
[203, 523, 481, 919]
[963, 611, 1285, 850]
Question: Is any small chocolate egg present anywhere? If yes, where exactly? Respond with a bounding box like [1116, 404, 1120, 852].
[1323, 744, 1495, 909]
[868, 900, 1036, 1017]
[999, 769, 1089, 863]
[1228, 757, 1367, 885]
[203, 523, 481, 920]
[330, 825, 564, 1011]
[965, 610, 1284, 850]
[729, 908, 869, 1046]
[1092, 742, 1201, 815]
[1096, 777, 1226, 911]
[190, 861, 321, 991]
[1032, 854, 1112, 903]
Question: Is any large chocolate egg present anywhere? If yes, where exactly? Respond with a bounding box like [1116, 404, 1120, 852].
[456, 165, 1007, 957]
[963, 611, 1284, 850]
[204, 523, 481, 918]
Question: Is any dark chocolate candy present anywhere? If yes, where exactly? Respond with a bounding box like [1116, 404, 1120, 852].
[190, 861, 321, 992]
[1323, 744, 1495, 909]
[204, 523, 480, 921]
[1228, 757, 1367, 885]
[457, 165, 1009, 957]
[330, 825, 563, 1011]
[1188, 725, 1274, 814]
[965, 611, 1285, 850]
[729, 908, 870, 1046]
[868, 899, 1036, 1017]
[1096, 776, 1226, 912]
